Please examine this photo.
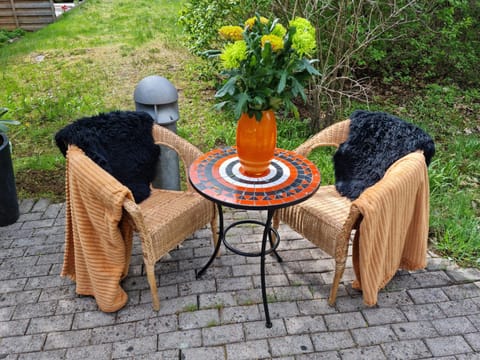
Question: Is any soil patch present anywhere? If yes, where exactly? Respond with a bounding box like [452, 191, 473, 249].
[16, 167, 65, 202]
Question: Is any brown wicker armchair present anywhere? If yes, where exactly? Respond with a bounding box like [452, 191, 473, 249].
[63, 124, 217, 312]
[273, 119, 357, 306]
[273, 119, 429, 306]
[122, 124, 218, 310]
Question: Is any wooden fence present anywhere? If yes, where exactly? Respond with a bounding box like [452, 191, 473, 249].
[0, 0, 56, 31]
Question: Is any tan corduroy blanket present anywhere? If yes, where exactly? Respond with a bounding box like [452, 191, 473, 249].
[351, 151, 429, 306]
[61, 145, 134, 312]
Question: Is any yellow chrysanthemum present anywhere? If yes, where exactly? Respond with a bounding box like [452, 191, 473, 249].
[218, 25, 244, 41]
[289, 17, 316, 56]
[220, 40, 247, 69]
[245, 16, 269, 29]
[271, 23, 287, 38]
[261, 35, 284, 52]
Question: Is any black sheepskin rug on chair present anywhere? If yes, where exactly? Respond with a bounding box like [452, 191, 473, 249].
[334, 110, 435, 200]
[55, 111, 160, 203]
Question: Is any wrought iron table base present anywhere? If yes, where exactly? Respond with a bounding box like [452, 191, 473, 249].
[196, 204, 282, 328]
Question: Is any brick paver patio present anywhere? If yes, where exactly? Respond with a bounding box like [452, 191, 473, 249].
[1, 199, 480, 359]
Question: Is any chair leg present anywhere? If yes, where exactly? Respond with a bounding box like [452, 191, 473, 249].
[145, 262, 160, 311]
[328, 260, 346, 306]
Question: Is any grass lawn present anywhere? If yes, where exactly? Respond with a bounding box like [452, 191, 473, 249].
[1, 0, 479, 267]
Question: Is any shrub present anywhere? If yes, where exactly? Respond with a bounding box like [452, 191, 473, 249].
[178, 0, 272, 56]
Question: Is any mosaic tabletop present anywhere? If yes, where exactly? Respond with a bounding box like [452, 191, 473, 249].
[189, 147, 321, 210]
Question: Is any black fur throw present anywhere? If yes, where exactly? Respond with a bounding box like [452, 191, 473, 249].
[55, 111, 160, 203]
[333, 110, 435, 200]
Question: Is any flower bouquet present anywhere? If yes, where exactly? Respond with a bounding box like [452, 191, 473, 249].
[212, 15, 319, 121]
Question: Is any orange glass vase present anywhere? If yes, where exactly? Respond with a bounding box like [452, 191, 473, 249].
[236, 109, 277, 177]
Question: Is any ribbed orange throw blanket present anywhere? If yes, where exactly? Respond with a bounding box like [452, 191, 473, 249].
[61, 145, 134, 312]
[352, 152, 429, 306]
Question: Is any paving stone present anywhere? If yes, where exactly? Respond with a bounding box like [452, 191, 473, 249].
[44, 329, 92, 350]
[72, 310, 117, 329]
[220, 304, 261, 324]
[179, 279, 216, 296]
[12, 301, 57, 320]
[135, 315, 178, 336]
[339, 345, 387, 359]
[55, 297, 99, 314]
[42, 203, 63, 220]
[408, 287, 450, 304]
[226, 340, 271, 359]
[311, 331, 355, 352]
[362, 307, 407, 325]
[443, 283, 480, 300]
[375, 290, 414, 307]
[469, 314, 480, 331]
[66, 344, 112, 360]
[181, 346, 225, 360]
[17, 349, 67, 360]
[296, 299, 337, 315]
[90, 323, 136, 344]
[284, 315, 327, 334]
[0, 289, 41, 306]
[351, 325, 397, 346]
[381, 339, 432, 359]
[0, 278, 27, 293]
[391, 320, 439, 340]
[216, 276, 254, 292]
[425, 335, 473, 357]
[268, 334, 314, 357]
[136, 350, 179, 359]
[464, 332, 480, 352]
[437, 299, 480, 317]
[198, 292, 237, 309]
[32, 198, 50, 212]
[260, 301, 299, 319]
[26, 314, 73, 334]
[179, 308, 219, 329]
[324, 311, 367, 330]
[400, 303, 446, 321]
[0, 305, 14, 321]
[21, 219, 56, 230]
[157, 329, 202, 350]
[296, 352, 340, 360]
[432, 316, 477, 336]
[446, 267, 480, 282]
[272, 285, 313, 302]
[112, 335, 157, 357]
[253, 274, 290, 288]
[244, 318, 287, 340]
[18, 199, 35, 213]
[0, 319, 29, 337]
[412, 271, 453, 287]
[202, 323, 244, 346]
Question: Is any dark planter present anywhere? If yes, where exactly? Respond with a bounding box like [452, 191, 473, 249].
[0, 132, 19, 226]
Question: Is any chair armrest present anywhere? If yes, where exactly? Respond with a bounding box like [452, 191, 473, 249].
[295, 119, 351, 157]
[151, 124, 203, 191]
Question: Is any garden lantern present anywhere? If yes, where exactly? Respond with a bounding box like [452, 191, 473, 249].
[134, 75, 180, 190]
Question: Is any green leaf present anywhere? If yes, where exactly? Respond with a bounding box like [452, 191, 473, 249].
[215, 75, 239, 98]
[277, 70, 287, 93]
[233, 93, 249, 119]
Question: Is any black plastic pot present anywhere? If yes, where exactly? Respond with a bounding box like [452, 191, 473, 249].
[0, 132, 19, 226]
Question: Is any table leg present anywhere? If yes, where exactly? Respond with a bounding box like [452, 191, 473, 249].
[196, 203, 224, 279]
[261, 208, 276, 328]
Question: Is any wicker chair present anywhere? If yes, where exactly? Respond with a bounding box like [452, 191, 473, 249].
[121, 124, 218, 310]
[273, 119, 360, 306]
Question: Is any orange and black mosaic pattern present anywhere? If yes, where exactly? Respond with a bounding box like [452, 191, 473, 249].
[189, 147, 321, 210]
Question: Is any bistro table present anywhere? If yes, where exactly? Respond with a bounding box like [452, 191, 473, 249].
[188, 146, 320, 327]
